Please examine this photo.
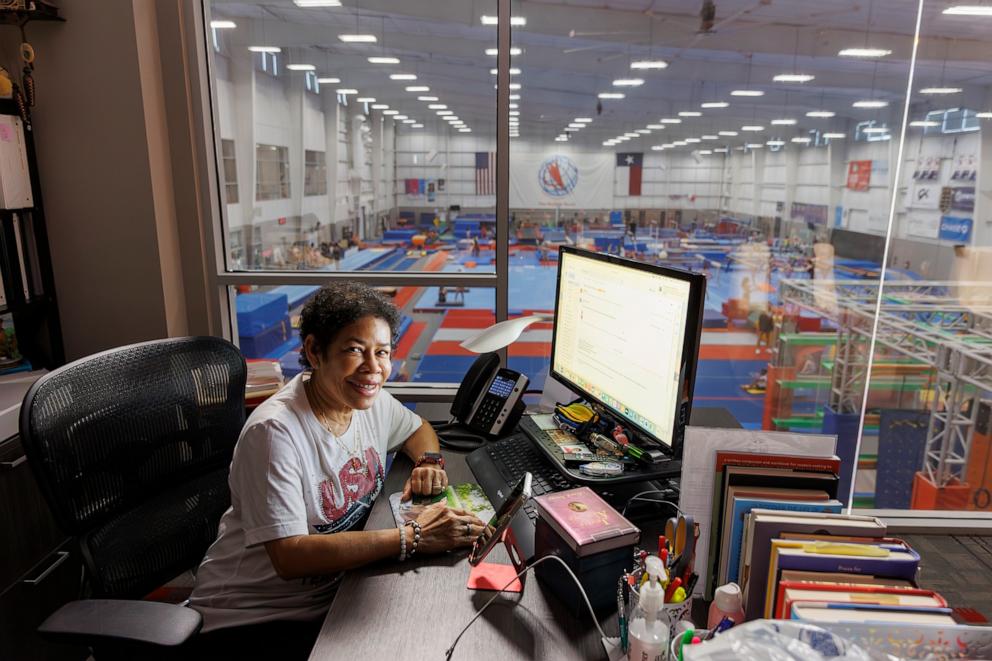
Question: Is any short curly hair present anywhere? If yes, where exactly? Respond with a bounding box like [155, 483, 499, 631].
[298, 282, 400, 369]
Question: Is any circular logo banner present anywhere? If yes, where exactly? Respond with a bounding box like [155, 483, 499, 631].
[538, 154, 579, 197]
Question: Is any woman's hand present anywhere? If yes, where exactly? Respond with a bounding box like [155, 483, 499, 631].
[411, 502, 487, 553]
[401, 466, 448, 501]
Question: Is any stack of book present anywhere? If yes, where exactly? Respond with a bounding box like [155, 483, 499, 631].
[707, 451, 843, 598]
[245, 358, 285, 406]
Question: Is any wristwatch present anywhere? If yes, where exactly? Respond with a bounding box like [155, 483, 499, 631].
[414, 452, 445, 470]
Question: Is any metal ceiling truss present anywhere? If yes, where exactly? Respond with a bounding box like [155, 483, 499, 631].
[780, 279, 992, 487]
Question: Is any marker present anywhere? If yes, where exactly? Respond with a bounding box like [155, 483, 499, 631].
[670, 587, 687, 603]
[658, 535, 667, 556]
[677, 629, 695, 661]
[664, 576, 682, 602]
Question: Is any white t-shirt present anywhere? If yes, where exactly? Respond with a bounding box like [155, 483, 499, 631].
[189, 373, 422, 632]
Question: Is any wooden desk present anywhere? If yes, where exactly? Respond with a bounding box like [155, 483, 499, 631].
[311, 408, 740, 660]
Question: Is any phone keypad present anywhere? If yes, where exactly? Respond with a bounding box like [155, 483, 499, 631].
[476, 395, 503, 425]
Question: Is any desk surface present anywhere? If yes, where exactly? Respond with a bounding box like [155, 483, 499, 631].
[310, 408, 738, 661]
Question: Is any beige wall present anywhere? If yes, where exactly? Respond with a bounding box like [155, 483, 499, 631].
[1, 0, 215, 361]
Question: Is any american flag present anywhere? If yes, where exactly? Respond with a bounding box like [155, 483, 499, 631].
[475, 151, 495, 195]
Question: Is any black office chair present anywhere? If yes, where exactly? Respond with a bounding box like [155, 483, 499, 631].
[20, 337, 247, 659]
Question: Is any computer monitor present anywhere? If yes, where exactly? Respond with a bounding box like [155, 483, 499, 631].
[550, 246, 706, 457]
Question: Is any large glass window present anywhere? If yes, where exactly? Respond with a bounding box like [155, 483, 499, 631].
[205, 0, 992, 516]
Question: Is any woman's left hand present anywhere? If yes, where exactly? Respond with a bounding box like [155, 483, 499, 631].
[401, 466, 449, 501]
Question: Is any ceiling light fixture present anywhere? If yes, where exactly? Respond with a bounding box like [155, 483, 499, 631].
[613, 78, 644, 86]
[702, 135, 718, 140]
[741, 125, 765, 131]
[418, 96, 438, 101]
[371, 104, 389, 109]
[486, 47, 523, 56]
[679, 111, 702, 117]
[575, 118, 593, 123]
[920, 87, 963, 94]
[390, 74, 417, 80]
[636, 129, 651, 134]
[412, 124, 423, 128]
[838, 47, 891, 57]
[406, 86, 429, 92]
[382, 110, 399, 115]
[395, 115, 408, 120]
[317, 77, 341, 84]
[356, 97, 376, 103]
[909, 120, 940, 127]
[862, 126, 889, 133]
[719, 130, 738, 136]
[660, 118, 681, 124]
[746, 143, 764, 149]
[402, 119, 416, 124]
[943, 5, 992, 15]
[651, 145, 665, 151]
[598, 92, 625, 99]
[701, 102, 729, 108]
[428, 104, 447, 109]
[491, 68, 521, 75]
[685, 138, 701, 143]
[293, 0, 342, 6]
[646, 124, 665, 130]
[249, 46, 282, 53]
[336, 88, 358, 94]
[368, 56, 399, 64]
[773, 73, 815, 83]
[853, 100, 889, 108]
[823, 132, 846, 139]
[731, 89, 764, 97]
[286, 64, 316, 71]
[436, 110, 452, 115]
[210, 20, 237, 29]
[338, 34, 377, 43]
[698, 150, 713, 155]
[630, 60, 668, 69]
[714, 147, 729, 153]
[806, 110, 835, 118]
[977, 112, 992, 118]
[791, 136, 812, 143]
[771, 118, 797, 125]
[766, 140, 786, 146]
[509, 83, 521, 90]
[480, 15, 526, 25]
[509, 94, 520, 100]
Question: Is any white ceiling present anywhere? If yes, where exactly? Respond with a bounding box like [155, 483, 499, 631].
[208, 0, 992, 146]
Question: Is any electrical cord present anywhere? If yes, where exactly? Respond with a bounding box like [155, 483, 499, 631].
[621, 489, 683, 518]
[444, 554, 608, 660]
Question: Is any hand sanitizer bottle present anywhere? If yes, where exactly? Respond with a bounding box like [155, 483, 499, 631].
[628, 556, 669, 661]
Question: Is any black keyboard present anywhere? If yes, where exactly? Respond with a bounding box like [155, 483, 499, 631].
[467, 432, 679, 560]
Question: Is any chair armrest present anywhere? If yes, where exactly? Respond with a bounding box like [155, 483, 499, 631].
[38, 599, 202, 648]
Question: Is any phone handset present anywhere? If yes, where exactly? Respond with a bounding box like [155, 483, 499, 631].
[449, 352, 529, 438]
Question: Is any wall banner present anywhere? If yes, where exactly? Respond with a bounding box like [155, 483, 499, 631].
[509, 151, 614, 208]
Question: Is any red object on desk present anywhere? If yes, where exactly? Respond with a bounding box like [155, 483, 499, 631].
[466, 528, 526, 594]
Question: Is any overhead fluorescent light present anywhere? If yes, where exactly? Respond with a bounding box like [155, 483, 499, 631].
[766, 140, 786, 146]
[598, 92, 625, 99]
[293, 0, 342, 6]
[356, 97, 376, 103]
[368, 56, 400, 64]
[509, 83, 521, 90]
[698, 150, 713, 155]
[685, 138, 701, 143]
[771, 118, 797, 125]
[286, 64, 316, 71]
[575, 118, 593, 123]
[806, 110, 835, 118]
[701, 102, 729, 108]
[651, 145, 665, 151]
[418, 96, 438, 101]
[249, 46, 281, 53]
[558, 137, 570, 142]
[977, 112, 992, 118]
[646, 124, 665, 130]
[210, 20, 237, 29]
[406, 87, 430, 93]
[565, 127, 580, 132]
[458, 128, 472, 132]
[741, 125, 765, 131]
[746, 143, 764, 149]
[731, 90, 764, 97]
[853, 100, 889, 108]
[509, 94, 520, 100]
[774, 73, 815, 83]
[338, 34, 377, 43]
[679, 111, 702, 117]
[702, 135, 718, 140]
[336, 88, 358, 94]
[428, 104, 447, 110]
[480, 15, 526, 25]
[719, 130, 738, 136]
[862, 126, 889, 133]
[660, 118, 681, 124]
[394, 115, 408, 120]
[920, 87, 962, 94]
[630, 60, 668, 69]
[673, 141, 688, 146]
[823, 132, 846, 138]
[838, 47, 890, 57]
[943, 5, 992, 15]
[371, 104, 389, 109]
[382, 110, 399, 115]
[317, 77, 341, 84]
[486, 47, 523, 56]
[390, 74, 417, 81]
[490, 68, 522, 75]
[714, 148, 729, 153]
[402, 119, 416, 124]
[635, 129, 651, 134]
[613, 78, 644, 87]
[571, 123, 586, 128]
[910, 120, 940, 127]
[509, 110, 520, 116]
[791, 136, 812, 143]
[412, 124, 424, 128]
[623, 132, 640, 138]
[436, 110, 452, 115]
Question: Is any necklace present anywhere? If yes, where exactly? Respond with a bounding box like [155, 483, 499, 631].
[305, 377, 367, 471]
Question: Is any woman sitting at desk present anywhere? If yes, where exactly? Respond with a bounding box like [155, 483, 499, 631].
[190, 282, 485, 659]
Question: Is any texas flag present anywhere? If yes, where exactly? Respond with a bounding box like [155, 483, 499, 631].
[615, 153, 643, 197]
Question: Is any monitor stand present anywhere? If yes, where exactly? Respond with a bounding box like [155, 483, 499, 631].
[466, 527, 527, 593]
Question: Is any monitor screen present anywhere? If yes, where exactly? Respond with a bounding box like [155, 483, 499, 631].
[550, 247, 705, 452]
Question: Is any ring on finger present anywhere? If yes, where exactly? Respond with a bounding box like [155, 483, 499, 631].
[464, 522, 471, 536]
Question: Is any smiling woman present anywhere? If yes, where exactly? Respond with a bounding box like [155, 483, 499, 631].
[187, 282, 486, 660]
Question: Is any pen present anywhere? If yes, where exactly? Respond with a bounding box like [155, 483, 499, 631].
[617, 580, 628, 652]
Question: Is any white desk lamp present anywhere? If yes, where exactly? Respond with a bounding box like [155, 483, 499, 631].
[458, 314, 553, 353]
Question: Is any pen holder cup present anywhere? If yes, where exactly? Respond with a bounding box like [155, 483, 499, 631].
[628, 578, 693, 642]
[671, 629, 709, 661]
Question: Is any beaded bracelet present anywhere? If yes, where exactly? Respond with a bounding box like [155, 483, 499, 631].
[404, 520, 422, 557]
[398, 525, 408, 562]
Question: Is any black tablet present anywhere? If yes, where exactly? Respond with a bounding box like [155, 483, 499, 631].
[468, 472, 532, 566]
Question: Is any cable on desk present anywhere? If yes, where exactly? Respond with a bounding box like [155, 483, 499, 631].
[621, 489, 683, 518]
[444, 554, 607, 660]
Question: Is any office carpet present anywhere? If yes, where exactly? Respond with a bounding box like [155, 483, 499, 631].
[902, 533, 992, 622]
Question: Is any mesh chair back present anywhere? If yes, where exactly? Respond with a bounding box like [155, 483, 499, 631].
[20, 337, 247, 597]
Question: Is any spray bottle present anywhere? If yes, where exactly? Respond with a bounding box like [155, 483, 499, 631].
[628, 555, 669, 661]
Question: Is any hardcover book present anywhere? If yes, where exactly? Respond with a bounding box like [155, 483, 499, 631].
[534, 486, 639, 557]
[790, 601, 956, 626]
[776, 581, 946, 619]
